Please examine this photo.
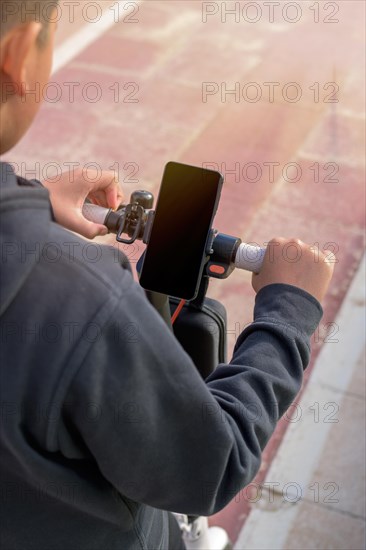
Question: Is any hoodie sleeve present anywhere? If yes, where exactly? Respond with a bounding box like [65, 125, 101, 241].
[61, 282, 322, 516]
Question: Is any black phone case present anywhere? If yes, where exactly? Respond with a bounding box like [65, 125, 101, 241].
[139, 162, 224, 301]
[169, 297, 227, 379]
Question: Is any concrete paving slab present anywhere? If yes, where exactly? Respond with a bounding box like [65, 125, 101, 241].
[304, 390, 366, 518]
[347, 349, 366, 400]
[283, 501, 365, 550]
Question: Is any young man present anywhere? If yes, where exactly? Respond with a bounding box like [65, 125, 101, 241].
[0, 1, 334, 549]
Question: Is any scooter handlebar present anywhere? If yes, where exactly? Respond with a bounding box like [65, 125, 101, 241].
[82, 203, 266, 273]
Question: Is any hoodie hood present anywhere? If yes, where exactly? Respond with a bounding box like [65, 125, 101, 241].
[0, 162, 52, 316]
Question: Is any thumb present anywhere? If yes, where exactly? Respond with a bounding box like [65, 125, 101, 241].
[74, 214, 108, 239]
[105, 185, 120, 211]
[83, 222, 108, 239]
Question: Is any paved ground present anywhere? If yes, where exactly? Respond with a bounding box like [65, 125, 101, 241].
[4, 1, 365, 548]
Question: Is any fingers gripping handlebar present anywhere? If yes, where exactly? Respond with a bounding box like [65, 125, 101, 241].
[82, 197, 266, 275]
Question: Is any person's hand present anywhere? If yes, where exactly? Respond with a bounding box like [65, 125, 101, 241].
[43, 169, 124, 239]
[252, 238, 336, 303]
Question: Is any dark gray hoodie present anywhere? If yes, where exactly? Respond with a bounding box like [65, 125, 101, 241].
[0, 162, 323, 550]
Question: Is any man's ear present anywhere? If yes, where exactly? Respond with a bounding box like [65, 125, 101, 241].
[1, 22, 43, 97]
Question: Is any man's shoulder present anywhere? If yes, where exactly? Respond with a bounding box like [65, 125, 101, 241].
[0, 163, 139, 315]
[44, 221, 134, 300]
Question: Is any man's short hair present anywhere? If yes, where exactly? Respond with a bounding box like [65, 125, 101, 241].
[0, 1, 59, 43]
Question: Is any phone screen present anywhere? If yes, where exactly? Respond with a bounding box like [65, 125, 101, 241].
[139, 162, 223, 300]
